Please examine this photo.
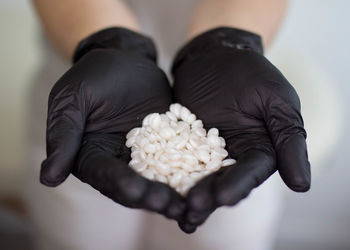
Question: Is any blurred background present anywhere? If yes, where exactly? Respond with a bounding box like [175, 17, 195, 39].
[0, 0, 349, 249]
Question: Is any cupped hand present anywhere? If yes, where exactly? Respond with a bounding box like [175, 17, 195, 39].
[171, 27, 311, 233]
[41, 49, 185, 220]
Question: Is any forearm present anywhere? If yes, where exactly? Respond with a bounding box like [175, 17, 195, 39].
[31, 0, 139, 60]
[187, 0, 288, 48]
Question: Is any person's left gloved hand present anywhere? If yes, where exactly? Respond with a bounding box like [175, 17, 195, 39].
[171, 27, 311, 233]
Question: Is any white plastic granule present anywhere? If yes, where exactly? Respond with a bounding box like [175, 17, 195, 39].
[125, 103, 236, 196]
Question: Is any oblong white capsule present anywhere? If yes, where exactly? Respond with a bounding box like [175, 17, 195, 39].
[125, 136, 136, 148]
[207, 135, 221, 148]
[143, 143, 157, 154]
[196, 149, 210, 163]
[207, 128, 219, 137]
[169, 172, 183, 187]
[211, 147, 228, 160]
[136, 136, 149, 148]
[206, 160, 222, 171]
[222, 158, 236, 167]
[180, 106, 191, 122]
[169, 103, 182, 118]
[132, 162, 148, 172]
[159, 127, 176, 140]
[189, 172, 202, 182]
[186, 114, 196, 124]
[154, 162, 171, 175]
[219, 137, 226, 147]
[182, 153, 198, 166]
[191, 120, 203, 128]
[129, 157, 141, 166]
[126, 127, 141, 140]
[169, 161, 183, 168]
[180, 162, 195, 172]
[149, 113, 161, 130]
[194, 127, 206, 137]
[155, 174, 168, 184]
[142, 169, 155, 180]
[166, 111, 177, 121]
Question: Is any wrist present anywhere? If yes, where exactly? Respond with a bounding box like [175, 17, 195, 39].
[72, 27, 157, 63]
[172, 27, 263, 74]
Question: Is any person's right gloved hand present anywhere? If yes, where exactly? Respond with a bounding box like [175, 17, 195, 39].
[40, 28, 186, 221]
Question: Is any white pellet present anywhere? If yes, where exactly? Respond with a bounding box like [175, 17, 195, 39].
[159, 120, 169, 128]
[131, 162, 148, 172]
[182, 154, 198, 166]
[169, 172, 183, 187]
[186, 114, 196, 124]
[142, 169, 155, 180]
[189, 172, 202, 182]
[191, 120, 203, 128]
[154, 150, 162, 160]
[129, 157, 141, 166]
[130, 150, 140, 159]
[126, 127, 141, 139]
[168, 153, 182, 161]
[148, 132, 160, 142]
[142, 114, 151, 127]
[149, 113, 161, 129]
[207, 128, 219, 137]
[143, 144, 157, 154]
[136, 136, 149, 148]
[196, 149, 211, 163]
[180, 106, 191, 121]
[222, 158, 236, 167]
[166, 111, 177, 121]
[139, 150, 147, 160]
[180, 162, 195, 172]
[155, 174, 168, 184]
[159, 154, 168, 163]
[219, 136, 226, 147]
[154, 162, 171, 175]
[194, 127, 206, 137]
[169, 103, 182, 118]
[126, 136, 136, 148]
[159, 127, 176, 140]
[206, 160, 222, 171]
[211, 147, 229, 160]
[185, 142, 194, 151]
[207, 135, 222, 148]
[160, 114, 170, 122]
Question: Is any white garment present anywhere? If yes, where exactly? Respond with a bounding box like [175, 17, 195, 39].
[24, 1, 284, 249]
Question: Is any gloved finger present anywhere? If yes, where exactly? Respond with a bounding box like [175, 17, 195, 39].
[186, 174, 218, 212]
[75, 143, 185, 219]
[185, 208, 215, 226]
[177, 221, 197, 234]
[162, 191, 187, 220]
[142, 181, 185, 221]
[184, 173, 223, 226]
[41, 87, 84, 187]
[264, 90, 311, 192]
[214, 149, 276, 206]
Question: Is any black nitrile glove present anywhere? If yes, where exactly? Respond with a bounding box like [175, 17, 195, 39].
[40, 28, 185, 220]
[171, 27, 311, 233]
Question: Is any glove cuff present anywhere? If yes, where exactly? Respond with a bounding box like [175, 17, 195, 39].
[72, 27, 157, 63]
[172, 27, 263, 74]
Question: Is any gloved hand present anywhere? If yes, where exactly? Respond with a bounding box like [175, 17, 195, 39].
[40, 28, 185, 220]
[171, 27, 311, 233]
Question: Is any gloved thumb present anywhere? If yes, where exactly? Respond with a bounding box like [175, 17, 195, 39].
[40, 85, 84, 187]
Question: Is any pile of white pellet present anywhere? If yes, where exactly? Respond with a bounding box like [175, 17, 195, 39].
[125, 103, 236, 196]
